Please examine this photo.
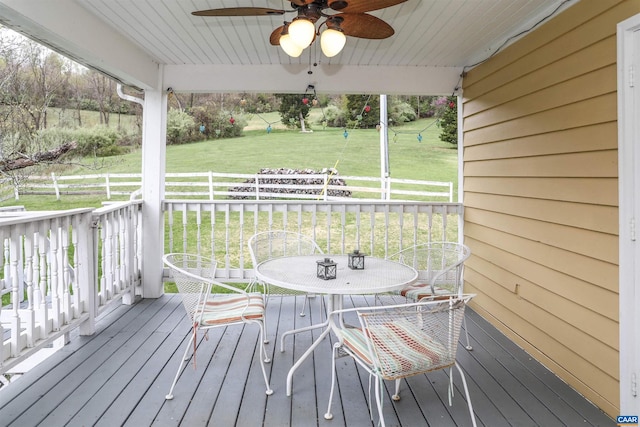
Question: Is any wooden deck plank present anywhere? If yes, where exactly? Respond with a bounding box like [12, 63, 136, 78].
[465, 309, 615, 426]
[1, 298, 162, 425]
[461, 311, 571, 426]
[42, 297, 183, 426]
[91, 298, 186, 426]
[263, 296, 297, 427]
[291, 295, 324, 426]
[0, 294, 616, 427]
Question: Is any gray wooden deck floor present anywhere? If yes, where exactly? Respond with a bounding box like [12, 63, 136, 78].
[0, 294, 615, 427]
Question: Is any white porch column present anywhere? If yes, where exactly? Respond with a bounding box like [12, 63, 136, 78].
[379, 94, 389, 200]
[140, 68, 167, 298]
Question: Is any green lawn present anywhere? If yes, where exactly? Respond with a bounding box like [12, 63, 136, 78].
[93, 112, 456, 182]
[7, 112, 459, 209]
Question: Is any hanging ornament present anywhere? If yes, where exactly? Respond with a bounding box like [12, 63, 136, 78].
[417, 133, 423, 143]
[343, 130, 349, 139]
[376, 124, 381, 132]
[199, 124, 205, 134]
[302, 97, 309, 105]
[356, 114, 363, 121]
[229, 116, 235, 125]
[267, 124, 272, 134]
[240, 98, 247, 106]
[449, 101, 456, 109]
[364, 105, 371, 113]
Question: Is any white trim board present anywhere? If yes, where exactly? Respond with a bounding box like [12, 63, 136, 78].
[617, 12, 640, 415]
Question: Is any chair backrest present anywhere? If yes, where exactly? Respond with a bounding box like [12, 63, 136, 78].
[387, 242, 471, 293]
[248, 230, 324, 267]
[163, 253, 216, 323]
[357, 294, 473, 380]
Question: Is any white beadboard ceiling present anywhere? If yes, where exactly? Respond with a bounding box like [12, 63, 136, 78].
[0, 0, 577, 94]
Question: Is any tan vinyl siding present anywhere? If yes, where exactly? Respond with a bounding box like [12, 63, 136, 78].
[461, 0, 639, 417]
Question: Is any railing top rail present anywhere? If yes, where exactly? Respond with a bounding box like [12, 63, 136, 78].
[0, 207, 94, 225]
[163, 199, 461, 207]
[94, 199, 143, 215]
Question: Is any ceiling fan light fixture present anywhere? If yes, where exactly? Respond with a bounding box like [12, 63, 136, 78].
[288, 18, 316, 48]
[320, 27, 346, 57]
[280, 33, 304, 57]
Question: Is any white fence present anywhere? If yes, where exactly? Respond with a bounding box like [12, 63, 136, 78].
[16, 172, 454, 202]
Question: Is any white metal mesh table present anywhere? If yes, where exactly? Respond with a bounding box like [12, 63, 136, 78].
[256, 254, 418, 396]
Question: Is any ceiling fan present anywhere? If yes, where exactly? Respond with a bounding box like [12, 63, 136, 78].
[192, 0, 407, 58]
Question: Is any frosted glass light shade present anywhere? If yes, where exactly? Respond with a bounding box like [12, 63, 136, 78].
[320, 28, 346, 57]
[280, 33, 303, 57]
[288, 18, 315, 48]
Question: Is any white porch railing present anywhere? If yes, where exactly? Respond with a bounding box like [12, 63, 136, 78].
[0, 200, 143, 372]
[163, 200, 464, 282]
[0, 198, 461, 373]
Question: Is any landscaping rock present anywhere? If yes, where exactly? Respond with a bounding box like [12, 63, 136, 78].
[228, 167, 351, 199]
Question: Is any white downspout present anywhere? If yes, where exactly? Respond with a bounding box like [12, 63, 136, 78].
[117, 84, 144, 107]
[117, 84, 144, 201]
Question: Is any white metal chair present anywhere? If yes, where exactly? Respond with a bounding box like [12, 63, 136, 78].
[162, 253, 273, 400]
[248, 230, 325, 352]
[387, 242, 473, 350]
[248, 230, 324, 318]
[324, 294, 477, 427]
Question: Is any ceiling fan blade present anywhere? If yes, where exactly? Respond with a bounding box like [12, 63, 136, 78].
[270, 26, 285, 46]
[192, 7, 285, 17]
[339, 14, 395, 39]
[329, 0, 407, 14]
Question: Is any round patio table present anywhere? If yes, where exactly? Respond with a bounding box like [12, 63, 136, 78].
[255, 254, 418, 396]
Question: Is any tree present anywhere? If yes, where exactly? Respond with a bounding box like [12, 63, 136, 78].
[275, 94, 310, 129]
[435, 96, 458, 146]
[0, 31, 75, 185]
[87, 70, 114, 125]
[344, 94, 379, 128]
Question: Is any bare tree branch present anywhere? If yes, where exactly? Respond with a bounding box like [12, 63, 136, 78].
[0, 141, 76, 172]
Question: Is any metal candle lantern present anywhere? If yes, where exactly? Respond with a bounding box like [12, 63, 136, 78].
[348, 249, 366, 270]
[317, 258, 337, 280]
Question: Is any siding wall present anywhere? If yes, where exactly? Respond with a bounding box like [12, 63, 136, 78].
[461, 0, 639, 417]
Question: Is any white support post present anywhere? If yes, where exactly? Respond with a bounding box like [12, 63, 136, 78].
[379, 95, 389, 200]
[105, 173, 111, 200]
[456, 93, 464, 244]
[77, 212, 96, 335]
[140, 68, 167, 298]
[51, 172, 60, 201]
[208, 171, 214, 200]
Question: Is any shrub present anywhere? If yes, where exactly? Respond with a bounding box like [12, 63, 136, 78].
[390, 102, 417, 123]
[38, 126, 130, 157]
[75, 126, 127, 156]
[167, 108, 196, 145]
[319, 105, 346, 128]
[209, 112, 247, 139]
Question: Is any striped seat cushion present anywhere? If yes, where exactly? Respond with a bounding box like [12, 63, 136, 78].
[340, 319, 451, 380]
[398, 283, 450, 301]
[196, 292, 265, 326]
